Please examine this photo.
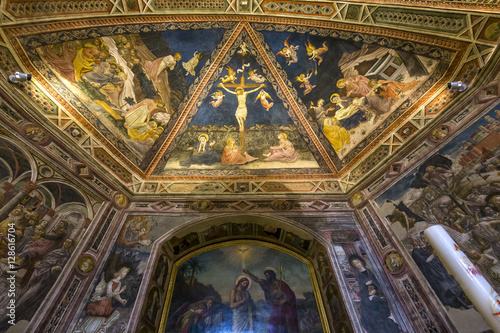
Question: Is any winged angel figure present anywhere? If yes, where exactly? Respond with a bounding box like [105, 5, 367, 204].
[256, 89, 274, 111]
[276, 36, 299, 66]
[305, 40, 328, 74]
[221, 66, 237, 84]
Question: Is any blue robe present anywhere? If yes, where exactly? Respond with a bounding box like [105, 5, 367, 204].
[180, 142, 220, 167]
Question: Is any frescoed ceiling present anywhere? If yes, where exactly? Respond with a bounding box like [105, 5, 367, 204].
[0, 0, 499, 196]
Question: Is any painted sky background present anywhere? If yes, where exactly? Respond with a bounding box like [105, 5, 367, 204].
[177, 244, 315, 303]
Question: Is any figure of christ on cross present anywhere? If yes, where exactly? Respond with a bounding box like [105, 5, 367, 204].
[218, 74, 265, 155]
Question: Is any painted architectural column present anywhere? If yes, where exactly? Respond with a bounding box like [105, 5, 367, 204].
[425, 225, 500, 333]
[0, 181, 37, 221]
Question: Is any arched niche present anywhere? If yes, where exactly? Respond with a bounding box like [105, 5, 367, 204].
[137, 214, 353, 333]
[0, 136, 36, 184]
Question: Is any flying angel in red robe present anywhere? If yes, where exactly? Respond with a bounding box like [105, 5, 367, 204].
[256, 89, 274, 111]
[276, 36, 299, 66]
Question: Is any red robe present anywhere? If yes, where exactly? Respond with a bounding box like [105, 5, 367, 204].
[259, 279, 299, 333]
[86, 281, 119, 317]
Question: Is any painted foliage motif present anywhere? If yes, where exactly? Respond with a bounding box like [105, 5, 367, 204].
[164, 244, 324, 333]
[375, 106, 500, 332]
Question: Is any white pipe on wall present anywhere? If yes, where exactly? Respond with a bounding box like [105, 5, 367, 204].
[424, 225, 500, 333]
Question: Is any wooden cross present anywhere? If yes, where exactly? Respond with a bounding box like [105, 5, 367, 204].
[219, 67, 266, 155]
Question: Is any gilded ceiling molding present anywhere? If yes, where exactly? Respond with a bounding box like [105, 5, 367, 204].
[145, 22, 246, 176]
[244, 22, 339, 173]
[0, 14, 491, 195]
[344, 0, 500, 11]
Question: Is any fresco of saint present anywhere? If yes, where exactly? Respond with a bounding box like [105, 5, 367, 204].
[180, 134, 221, 167]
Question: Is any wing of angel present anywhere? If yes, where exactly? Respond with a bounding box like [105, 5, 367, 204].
[295, 75, 305, 83]
[316, 42, 329, 56]
[90, 273, 107, 302]
[284, 36, 291, 48]
[264, 91, 272, 100]
[276, 50, 288, 58]
[226, 66, 235, 76]
[305, 40, 315, 56]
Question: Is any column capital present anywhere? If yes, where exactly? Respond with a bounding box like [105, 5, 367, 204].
[47, 209, 57, 218]
[22, 181, 38, 194]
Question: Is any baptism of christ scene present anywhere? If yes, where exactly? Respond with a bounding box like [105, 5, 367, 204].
[162, 41, 319, 171]
[164, 244, 325, 333]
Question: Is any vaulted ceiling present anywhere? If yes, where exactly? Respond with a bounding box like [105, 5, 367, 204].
[0, 0, 499, 197]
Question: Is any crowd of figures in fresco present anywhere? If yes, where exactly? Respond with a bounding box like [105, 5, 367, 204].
[41, 34, 188, 155]
[376, 107, 500, 328]
[297, 43, 435, 156]
[38, 28, 439, 168]
[0, 139, 91, 330]
[0, 205, 75, 330]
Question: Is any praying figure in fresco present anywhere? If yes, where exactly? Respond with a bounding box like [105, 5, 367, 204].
[144, 52, 182, 115]
[221, 138, 257, 165]
[230, 276, 256, 333]
[309, 98, 328, 126]
[144, 53, 182, 83]
[76, 267, 130, 333]
[348, 255, 400, 333]
[180, 134, 220, 167]
[263, 133, 300, 163]
[243, 268, 299, 333]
